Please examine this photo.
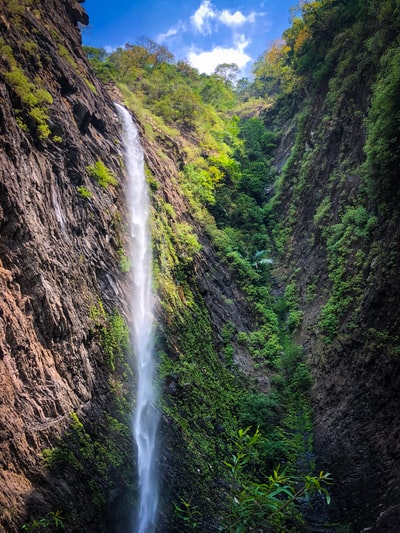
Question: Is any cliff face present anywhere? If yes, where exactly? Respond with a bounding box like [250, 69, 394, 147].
[2, 1, 400, 532]
[266, 5, 400, 528]
[0, 1, 131, 529]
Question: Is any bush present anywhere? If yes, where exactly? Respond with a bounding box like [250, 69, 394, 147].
[86, 160, 118, 188]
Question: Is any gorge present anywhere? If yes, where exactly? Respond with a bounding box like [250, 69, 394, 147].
[0, 0, 400, 532]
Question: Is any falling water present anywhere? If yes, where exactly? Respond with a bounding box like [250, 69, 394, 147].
[115, 104, 159, 533]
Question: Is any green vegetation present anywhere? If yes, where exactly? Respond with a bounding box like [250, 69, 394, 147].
[86, 160, 118, 188]
[21, 510, 65, 531]
[42, 410, 135, 529]
[3, 0, 33, 19]
[4, 67, 53, 140]
[82, 31, 333, 530]
[1, 0, 396, 529]
[74, 1, 400, 530]
[117, 247, 132, 273]
[90, 301, 130, 372]
[77, 186, 92, 199]
[223, 427, 331, 532]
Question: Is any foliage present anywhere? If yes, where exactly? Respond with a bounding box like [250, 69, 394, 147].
[173, 498, 201, 530]
[90, 300, 130, 371]
[3, 0, 33, 20]
[317, 205, 377, 341]
[21, 510, 65, 531]
[223, 427, 332, 533]
[4, 67, 53, 139]
[101, 311, 130, 371]
[42, 411, 134, 524]
[89, 22, 341, 533]
[364, 45, 400, 203]
[86, 160, 118, 188]
[77, 1, 400, 531]
[117, 247, 132, 273]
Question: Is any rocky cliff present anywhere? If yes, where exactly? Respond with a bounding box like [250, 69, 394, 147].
[264, 3, 400, 529]
[0, 0, 133, 529]
[2, 1, 400, 532]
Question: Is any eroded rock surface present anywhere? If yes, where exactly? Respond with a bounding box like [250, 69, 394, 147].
[0, 1, 130, 529]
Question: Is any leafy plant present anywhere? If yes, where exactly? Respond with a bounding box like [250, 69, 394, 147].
[21, 510, 65, 531]
[224, 427, 332, 532]
[86, 160, 118, 188]
[173, 498, 202, 530]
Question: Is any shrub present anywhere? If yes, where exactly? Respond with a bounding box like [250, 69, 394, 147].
[86, 160, 118, 188]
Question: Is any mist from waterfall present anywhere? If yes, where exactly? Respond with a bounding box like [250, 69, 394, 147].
[115, 104, 159, 533]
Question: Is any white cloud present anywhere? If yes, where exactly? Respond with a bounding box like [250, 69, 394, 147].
[157, 21, 186, 44]
[157, 27, 178, 43]
[104, 45, 119, 53]
[219, 9, 257, 27]
[190, 0, 217, 34]
[190, 1, 261, 34]
[188, 34, 251, 74]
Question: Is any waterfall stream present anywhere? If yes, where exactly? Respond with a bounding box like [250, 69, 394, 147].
[116, 104, 159, 533]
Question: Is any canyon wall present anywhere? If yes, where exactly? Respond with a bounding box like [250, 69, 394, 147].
[0, 0, 132, 529]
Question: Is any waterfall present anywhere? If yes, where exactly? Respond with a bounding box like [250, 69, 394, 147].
[115, 104, 159, 533]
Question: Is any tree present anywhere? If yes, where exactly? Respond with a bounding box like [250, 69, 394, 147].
[214, 63, 240, 86]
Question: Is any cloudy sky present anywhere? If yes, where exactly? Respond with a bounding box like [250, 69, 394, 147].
[82, 0, 297, 76]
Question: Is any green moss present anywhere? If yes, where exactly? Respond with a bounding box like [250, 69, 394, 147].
[58, 44, 77, 68]
[84, 78, 98, 94]
[86, 160, 118, 188]
[0, 38, 17, 68]
[314, 196, 331, 226]
[41, 409, 135, 527]
[103, 316, 129, 371]
[77, 186, 92, 199]
[4, 67, 53, 140]
[117, 248, 132, 273]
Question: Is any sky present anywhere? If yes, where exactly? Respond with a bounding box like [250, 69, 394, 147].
[81, 0, 297, 77]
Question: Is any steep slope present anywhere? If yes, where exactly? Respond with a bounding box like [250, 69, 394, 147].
[262, 1, 400, 530]
[0, 0, 134, 530]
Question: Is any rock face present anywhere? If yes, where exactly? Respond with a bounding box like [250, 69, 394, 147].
[269, 77, 400, 532]
[0, 1, 131, 530]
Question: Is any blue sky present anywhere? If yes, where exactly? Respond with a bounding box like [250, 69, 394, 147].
[81, 0, 297, 76]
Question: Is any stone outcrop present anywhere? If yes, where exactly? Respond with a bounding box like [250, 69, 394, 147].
[269, 81, 400, 531]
